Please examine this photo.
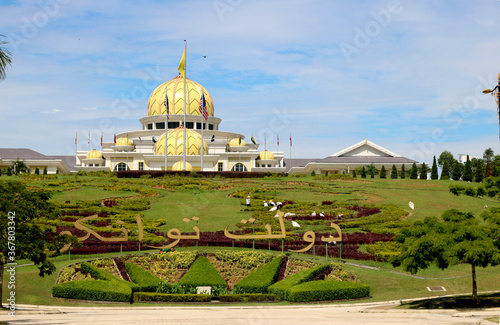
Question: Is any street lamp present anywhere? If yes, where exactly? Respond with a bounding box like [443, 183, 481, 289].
[483, 73, 500, 152]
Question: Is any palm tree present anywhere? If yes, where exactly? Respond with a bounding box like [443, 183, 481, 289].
[0, 34, 12, 81]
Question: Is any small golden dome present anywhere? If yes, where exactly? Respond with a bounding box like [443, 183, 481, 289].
[172, 161, 193, 171]
[147, 76, 214, 117]
[259, 150, 275, 160]
[229, 138, 245, 147]
[116, 137, 134, 146]
[86, 149, 102, 159]
[154, 127, 208, 156]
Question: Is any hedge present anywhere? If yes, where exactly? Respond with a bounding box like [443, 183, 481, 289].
[219, 294, 278, 302]
[125, 263, 161, 292]
[287, 280, 370, 302]
[134, 292, 211, 303]
[178, 256, 227, 288]
[233, 256, 283, 294]
[52, 280, 132, 302]
[268, 263, 331, 300]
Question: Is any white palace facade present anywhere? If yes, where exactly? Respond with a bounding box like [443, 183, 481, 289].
[75, 75, 285, 173]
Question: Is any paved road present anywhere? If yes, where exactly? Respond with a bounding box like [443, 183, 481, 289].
[1, 303, 499, 325]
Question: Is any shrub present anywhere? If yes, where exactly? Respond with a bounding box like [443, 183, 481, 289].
[219, 294, 278, 302]
[287, 280, 370, 302]
[178, 256, 227, 288]
[134, 292, 211, 303]
[125, 263, 161, 292]
[156, 282, 197, 294]
[365, 241, 401, 262]
[268, 263, 331, 300]
[233, 256, 283, 294]
[52, 279, 132, 302]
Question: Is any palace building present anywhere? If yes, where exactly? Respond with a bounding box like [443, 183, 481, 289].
[75, 75, 286, 173]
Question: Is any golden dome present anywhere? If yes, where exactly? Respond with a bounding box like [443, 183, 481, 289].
[229, 138, 245, 147]
[86, 149, 102, 159]
[147, 76, 214, 117]
[116, 137, 134, 146]
[154, 127, 208, 156]
[259, 150, 275, 160]
[172, 161, 193, 171]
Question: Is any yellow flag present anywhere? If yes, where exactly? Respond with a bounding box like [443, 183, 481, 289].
[178, 48, 186, 77]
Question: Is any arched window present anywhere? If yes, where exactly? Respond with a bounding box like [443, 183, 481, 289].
[231, 163, 247, 172]
[114, 162, 130, 171]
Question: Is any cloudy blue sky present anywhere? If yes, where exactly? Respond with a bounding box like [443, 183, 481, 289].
[1, 0, 500, 163]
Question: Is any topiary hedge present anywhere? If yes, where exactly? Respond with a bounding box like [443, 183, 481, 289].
[268, 263, 331, 300]
[219, 294, 278, 302]
[287, 280, 370, 302]
[133, 292, 211, 302]
[178, 256, 227, 288]
[233, 256, 283, 294]
[125, 263, 161, 292]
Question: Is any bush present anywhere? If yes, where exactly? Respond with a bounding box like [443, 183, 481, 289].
[52, 279, 132, 302]
[125, 263, 161, 292]
[134, 292, 211, 303]
[365, 241, 401, 262]
[219, 294, 278, 302]
[178, 256, 227, 288]
[268, 263, 331, 300]
[287, 280, 370, 302]
[233, 256, 283, 294]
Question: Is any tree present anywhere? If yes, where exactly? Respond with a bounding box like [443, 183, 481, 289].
[485, 161, 492, 178]
[391, 209, 500, 302]
[6, 167, 12, 176]
[0, 181, 76, 307]
[43, 167, 48, 175]
[438, 151, 455, 175]
[391, 165, 398, 179]
[366, 164, 377, 178]
[483, 148, 494, 163]
[0, 34, 12, 81]
[410, 163, 418, 179]
[452, 161, 462, 181]
[475, 160, 484, 183]
[431, 156, 438, 180]
[380, 166, 386, 179]
[419, 163, 428, 180]
[34, 167, 40, 175]
[11, 159, 29, 175]
[440, 159, 450, 180]
[491, 155, 500, 177]
[352, 169, 356, 178]
[400, 164, 406, 179]
[361, 166, 366, 178]
[463, 155, 473, 182]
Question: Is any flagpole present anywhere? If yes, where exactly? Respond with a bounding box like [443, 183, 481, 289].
[183, 40, 187, 171]
[277, 134, 279, 167]
[200, 88, 204, 172]
[164, 85, 169, 172]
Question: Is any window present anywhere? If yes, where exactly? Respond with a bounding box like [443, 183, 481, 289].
[208, 124, 214, 130]
[231, 163, 247, 172]
[138, 162, 144, 170]
[168, 121, 179, 129]
[186, 122, 194, 129]
[156, 122, 165, 129]
[218, 162, 223, 171]
[114, 163, 130, 171]
[196, 122, 202, 130]
[147, 123, 153, 130]
[88, 164, 93, 167]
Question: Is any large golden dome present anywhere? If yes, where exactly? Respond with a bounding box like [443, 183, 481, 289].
[147, 76, 214, 117]
[86, 149, 102, 159]
[116, 137, 134, 146]
[154, 127, 208, 156]
[259, 150, 275, 160]
[172, 161, 193, 171]
[229, 138, 245, 147]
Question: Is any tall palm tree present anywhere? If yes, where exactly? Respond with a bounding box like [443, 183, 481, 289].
[0, 34, 12, 81]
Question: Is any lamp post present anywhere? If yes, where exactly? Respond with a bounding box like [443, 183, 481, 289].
[483, 73, 500, 152]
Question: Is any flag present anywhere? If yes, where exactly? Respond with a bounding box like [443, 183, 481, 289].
[289, 134, 292, 147]
[198, 91, 208, 120]
[251, 136, 256, 144]
[100, 133, 103, 146]
[178, 48, 186, 77]
[114, 133, 117, 144]
[277, 135, 279, 146]
[152, 135, 157, 143]
[211, 135, 215, 142]
[75, 132, 77, 145]
[88, 132, 90, 145]
[164, 91, 169, 120]
[239, 135, 242, 145]
[139, 136, 142, 142]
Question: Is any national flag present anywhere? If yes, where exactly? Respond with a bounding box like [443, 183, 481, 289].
[238, 135, 242, 145]
[164, 91, 169, 120]
[211, 135, 215, 142]
[75, 132, 77, 145]
[178, 48, 186, 77]
[289, 134, 292, 147]
[114, 133, 117, 144]
[152, 135, 157, 143]
[198, 91, 208, 121]
[251, 136, 256, 144]
[88, 132, 90, 145]
[277, 135, 279, 146]
[100, 133, 103, 146]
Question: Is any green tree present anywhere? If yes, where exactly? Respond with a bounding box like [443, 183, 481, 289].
[34, 167, 40, 175]
[419, 163, 428, 180]
[485, 161, 492, 178]
[431, 156, 438, 180]
[390, 165, 398, 179]
[452, 161, 462, 181]
[380, 165, 386, 179]
[352, 169, 356, 178]
[11, 159, 29, 175]
[463, 155, 473, 182]
[391, 209, 500, 302]
[0, 181, 77, 307]
[0, 34, 12, 81]
[440, 159, 450, 180]
[438, 151, 455, 178]
[361, 166, 366, 178]
[475, 160, 484, 183]
[400, 164, 406, 179]
[410, 163, 418, 179]
[43, 167, 48, 175]
[6, 167, 12, 176]
[483, 148, 494, 163]
[491, 155, 500, 177]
